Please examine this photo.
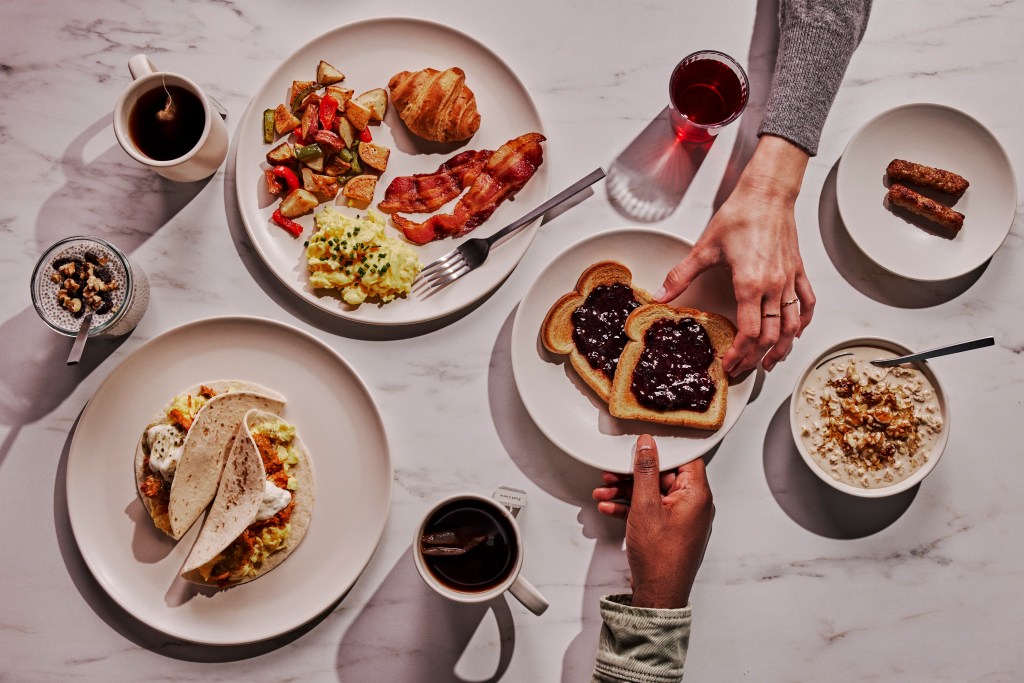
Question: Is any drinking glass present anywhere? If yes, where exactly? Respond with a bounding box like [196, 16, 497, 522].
[668, 50, 749, 142]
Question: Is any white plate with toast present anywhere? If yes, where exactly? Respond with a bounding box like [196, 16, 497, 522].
[66, 316, 392, 644]
[234, 17, 549, 325]
[511, 228, 756, 473]
[837, 103, 1017, 281]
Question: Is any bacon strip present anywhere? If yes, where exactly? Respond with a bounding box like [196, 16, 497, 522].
[378, 150, 492, 214]
[393, 133, 546, 245]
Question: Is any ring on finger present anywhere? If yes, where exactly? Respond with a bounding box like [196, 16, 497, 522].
[781, 298, 799, 308]
[762, 311, 781, 318]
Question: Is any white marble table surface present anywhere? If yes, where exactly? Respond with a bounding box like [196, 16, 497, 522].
[2, 1, 1022, 681]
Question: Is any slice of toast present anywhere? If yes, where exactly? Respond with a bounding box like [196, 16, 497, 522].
[541, 261, 652, 402]
[609, 303, 736, 430]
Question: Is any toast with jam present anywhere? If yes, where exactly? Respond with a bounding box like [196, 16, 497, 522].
[541, 261, 652, 402]
[609, 303, 736, 430]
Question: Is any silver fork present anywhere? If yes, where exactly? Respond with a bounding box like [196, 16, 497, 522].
[414, 167, 606, 293]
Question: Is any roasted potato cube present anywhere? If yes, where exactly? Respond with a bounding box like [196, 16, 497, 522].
[279, 188, 319, 218]
[358, 142, 390, 172]
[354, 88, 388, 123]
[264, 169, 284, 195]
[265, 141, 296, 166]
[325, 86, 353, 109]
[297, 92, 321, 112]
[324, 156, 352, 177]
[290, 80, 317, 105]
[302, 168, 340, 200]
[344, 99, 372, 131]
[301, 153, 325, 173]
[336, 117, 356, 148]
[274, 104, 301, 135]
[342, 175, 377, 204]
[316, 60, 345, 85]
[300, 103, 319, 142]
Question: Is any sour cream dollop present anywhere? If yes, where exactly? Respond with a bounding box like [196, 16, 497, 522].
[255, 480, 292, 521]
[145, 423, 184, 481]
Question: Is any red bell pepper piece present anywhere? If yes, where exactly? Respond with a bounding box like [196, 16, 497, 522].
[271, 165, 300, 191]
[271, 209, 303, 237]
[319, 95, 338, 131]
[359, 127, 372, 143]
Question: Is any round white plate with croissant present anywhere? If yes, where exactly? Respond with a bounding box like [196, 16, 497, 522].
[234, 17, 549, 325]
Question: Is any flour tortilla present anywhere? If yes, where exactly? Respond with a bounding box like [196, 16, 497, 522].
[168, 385, 286, 538]
[181, 409, 314, 585]
[133, 381, 285, 539]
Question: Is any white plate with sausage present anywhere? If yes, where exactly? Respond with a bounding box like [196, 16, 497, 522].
[837, 103, 1017, 281]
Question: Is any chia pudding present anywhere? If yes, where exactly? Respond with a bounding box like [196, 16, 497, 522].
[795, 346, 944, 489]
[31, 236, 150, 337]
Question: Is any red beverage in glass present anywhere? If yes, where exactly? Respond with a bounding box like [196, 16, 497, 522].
[668, 50, 749, 142]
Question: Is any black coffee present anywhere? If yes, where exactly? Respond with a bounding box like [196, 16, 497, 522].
[128, 84, 205, 161]
[421, 500, 517, 592]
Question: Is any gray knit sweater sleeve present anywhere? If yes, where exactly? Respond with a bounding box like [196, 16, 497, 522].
[758, 0, 873, 155]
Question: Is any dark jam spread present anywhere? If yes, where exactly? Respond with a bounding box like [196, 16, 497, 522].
[571, 284, 640, 379]
[630, 318, 716, 412]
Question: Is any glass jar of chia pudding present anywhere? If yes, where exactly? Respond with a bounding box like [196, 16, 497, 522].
[31, 236, 150, 338]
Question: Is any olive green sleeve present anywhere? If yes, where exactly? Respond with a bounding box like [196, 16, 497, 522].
[592, 594, 691, 683]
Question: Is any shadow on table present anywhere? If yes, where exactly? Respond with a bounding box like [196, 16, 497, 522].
[762, 398, 916, 538]
[606, 107, 714, 223]
[818, 160, 987, 307]
[222, 135, 594, 342]
[52, 414, 329, 660]
[487, 305, 631, 681]
[334, 547, 516, 682]
[607, 0, 780, 226]
[0, 113, 211, 463]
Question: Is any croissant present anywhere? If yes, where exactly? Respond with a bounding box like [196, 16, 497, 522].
[388, 67, 481, 143]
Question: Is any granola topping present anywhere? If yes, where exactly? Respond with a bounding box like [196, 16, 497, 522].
[797, 346, 943, 489]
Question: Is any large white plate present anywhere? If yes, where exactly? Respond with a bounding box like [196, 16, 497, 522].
[66, 316, 392, 644]
[837, 103, 1017, 281]
[234, 17, 549, 325]
[511, 228, 755, 473]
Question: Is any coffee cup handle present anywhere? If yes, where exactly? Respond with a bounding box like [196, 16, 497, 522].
[128, 54, 158, 81]
[509, 574, 548, 615]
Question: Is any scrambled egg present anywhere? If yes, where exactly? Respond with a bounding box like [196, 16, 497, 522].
[305, 208, 421, 305]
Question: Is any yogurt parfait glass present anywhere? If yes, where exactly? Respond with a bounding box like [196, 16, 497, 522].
[31, 236, 150, 338]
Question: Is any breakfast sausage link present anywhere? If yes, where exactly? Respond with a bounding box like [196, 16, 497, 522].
[886, 159, 969, 197]
[887, 183, 965, 232]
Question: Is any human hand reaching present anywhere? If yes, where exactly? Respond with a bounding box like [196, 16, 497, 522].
[592, 434, 714, 609]
[656, 135, 815, 374]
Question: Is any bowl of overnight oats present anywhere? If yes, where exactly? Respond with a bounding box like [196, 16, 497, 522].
[30, 236, 150, 338]
[790, 337, 949, 497]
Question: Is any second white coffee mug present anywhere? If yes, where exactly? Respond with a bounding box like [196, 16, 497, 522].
[414, 492, 549, 615]
[113, 54, 228, 182]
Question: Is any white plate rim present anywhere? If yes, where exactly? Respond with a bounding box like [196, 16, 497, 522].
[233, 16, 550, 325]
[836, 102, 1018, 282]
[510, 226, 756, 472]
[65, 315, 392, 644]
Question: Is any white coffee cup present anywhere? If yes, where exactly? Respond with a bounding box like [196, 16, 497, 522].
[113, 54, 228, 182]
[414, 492, 548, 615]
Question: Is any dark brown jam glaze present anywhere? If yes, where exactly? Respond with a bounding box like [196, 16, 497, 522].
[631, 318, 716, 412]
[571, 284, 640, 379]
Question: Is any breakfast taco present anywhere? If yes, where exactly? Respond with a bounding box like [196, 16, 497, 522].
[180, 409, 314, 587]
[134, 381, 286, 539]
